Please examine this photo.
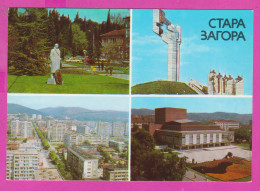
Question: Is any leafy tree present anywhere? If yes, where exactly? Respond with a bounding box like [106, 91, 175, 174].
[82, 140, 91, 146]
[131, 128, 187, 181]
[71, 23, 88, 56]
[234, 128, 251, 143]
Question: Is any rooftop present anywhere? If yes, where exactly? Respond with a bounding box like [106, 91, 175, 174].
[34, 168, 63, 180]
[100, 29, 126, 37]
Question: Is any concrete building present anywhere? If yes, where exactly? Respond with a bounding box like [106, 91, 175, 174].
[153, 9, 181, 81]
[11, 120, 33, 138]
[207, 120, 240, 131]
[154, 120, 234, 150]
[48, 123, 67, 142]
[64, 132, 109, 147]
[103, 165, 128, 181]
[136, 107, 234, 150]
[37, 115, 42, 120]
[77, 125, 90, 135]
[6, 149, 39, 180]
[67, 147, 99, 180]
[208, 70, 244, 95]
[109, 140, 125, 152]
[32, 114, 37, 120]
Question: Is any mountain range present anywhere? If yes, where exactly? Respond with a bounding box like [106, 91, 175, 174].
[7, 103, 128, 122]
[132, 108, 252, 124]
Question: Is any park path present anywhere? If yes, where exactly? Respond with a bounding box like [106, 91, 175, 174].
[183, 170, 212, 182]
[62, 62, 129, 80]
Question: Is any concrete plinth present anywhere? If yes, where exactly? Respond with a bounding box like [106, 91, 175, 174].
[47, 78, 56, 85]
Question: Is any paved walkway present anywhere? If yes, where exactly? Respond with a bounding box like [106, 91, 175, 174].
[179, 145, 252, 163]
[62, 62, 129, 80]
[183, 170, 212, 182]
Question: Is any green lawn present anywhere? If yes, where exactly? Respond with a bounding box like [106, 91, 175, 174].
[8, 70, 129, 94]
[132, 80, 198, 94]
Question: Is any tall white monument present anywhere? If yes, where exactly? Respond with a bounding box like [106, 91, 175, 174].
[153, 9, 181, 81]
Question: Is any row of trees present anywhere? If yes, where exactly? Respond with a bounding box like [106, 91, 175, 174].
[34, 125, 50, 150]
[49, 150, 73, 180]
[8, 8, 128, 76]
[131, 128, 187, 181]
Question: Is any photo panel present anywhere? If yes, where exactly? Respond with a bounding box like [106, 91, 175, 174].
[131, 96, 252, 181]
[131, 9, 253, 95]
[7, 94, 130, 181]
[8, 8, 130, 94]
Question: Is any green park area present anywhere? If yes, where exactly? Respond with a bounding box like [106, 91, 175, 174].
[8, 9, 129, 94]
[8, 69, 129, 94]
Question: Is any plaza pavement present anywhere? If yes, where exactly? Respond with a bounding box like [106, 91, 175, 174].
[178, 145, 252, 163]
[183, 170, 212, 182]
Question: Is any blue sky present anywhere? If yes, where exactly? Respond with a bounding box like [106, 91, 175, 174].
[132, 97, 252, 114]
[49, 8, 130, 23]
[132, 9, 253, 95]
[8, 95, 129, 111]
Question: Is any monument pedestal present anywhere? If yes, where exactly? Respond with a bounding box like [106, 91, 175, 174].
[47, 78, 56, 85]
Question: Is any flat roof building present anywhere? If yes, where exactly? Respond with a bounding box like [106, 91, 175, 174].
[6, 149, 39, 180]
[67, 146, 99, 180]
[103, 164, 128, 181]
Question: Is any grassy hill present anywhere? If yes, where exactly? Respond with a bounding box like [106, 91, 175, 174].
[131, 81, 197, 94]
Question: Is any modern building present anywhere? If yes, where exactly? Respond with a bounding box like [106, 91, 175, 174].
[67, 147, 99, 180]
[64, 132, 109, 147]
[47, 123, 67, 142]
[6, 149, 39, 180]
[206, 120, 240, 131]
[77, 125, 90, 135]
[208, 70, 244, 95]
[154, 120, 234, 150]
[109, 140, 125, 152]
[11, 120, 33, 138]
[136, 107, 234, 150]
[32, 114, 37, 120]
[153, 9, 181, 81]
[37, 115, 42, 120]
[103, 164, 128, 181]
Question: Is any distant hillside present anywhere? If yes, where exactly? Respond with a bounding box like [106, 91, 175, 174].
[132, 81, 197, 94]
[39, 107, 129, 122]
[7, 103, 46, 116]
[132, 108, 154, 116]
[132, 109, 252, 124]
[187, 112, 252, 125]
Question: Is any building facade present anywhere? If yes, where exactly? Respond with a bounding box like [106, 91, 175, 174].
[207, 120, 240, 131]
[11, 120, 33, 138]
[64, 132, 109, 146]
[6, 150, 39, 180]
[67, 147, 99, 180]
[103, 165, 128, 181]
[154, 120, 234, 150]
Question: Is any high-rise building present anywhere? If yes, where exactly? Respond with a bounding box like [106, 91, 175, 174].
[6, 150, 39, 180]
[48, 123, 67, 142]
[11, 120, 33, 138]
[37, 115, 42, 120]
[67, 147, 99, 180]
